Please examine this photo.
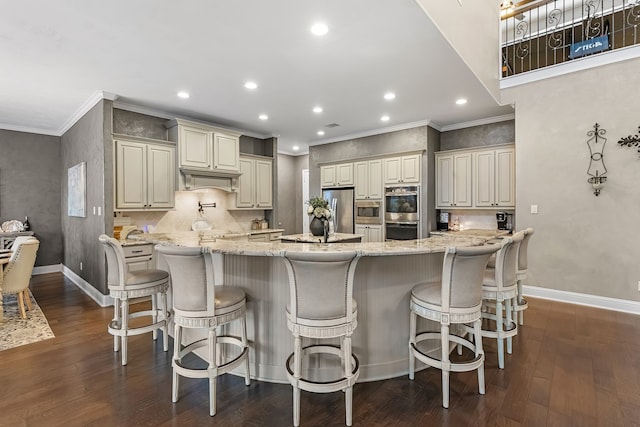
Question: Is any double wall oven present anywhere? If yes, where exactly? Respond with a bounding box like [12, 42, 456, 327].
[385, 186, 420, 240]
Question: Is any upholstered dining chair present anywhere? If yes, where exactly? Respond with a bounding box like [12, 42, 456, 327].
[2, 237, 39, 318]
[281, 250, 361, 427]
[99, 235, 169, 366]
[155, 245, 250, 417]
[477, 231, 525, 369]
[409, 244, 500, 408]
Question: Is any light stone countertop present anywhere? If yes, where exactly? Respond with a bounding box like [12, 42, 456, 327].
[129, 231, 495, 257]
[278, 232, 363, 243]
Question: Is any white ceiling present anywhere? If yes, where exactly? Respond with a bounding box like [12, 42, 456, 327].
[0, 0, 513, 155]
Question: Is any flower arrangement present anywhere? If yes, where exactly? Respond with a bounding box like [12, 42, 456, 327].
[306, 196, 332, 220]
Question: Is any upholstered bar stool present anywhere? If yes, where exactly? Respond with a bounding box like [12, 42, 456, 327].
[155, 245, 250, 417]
[281, 250, 361, 427]
[99, 235, 169, 366]
[513, 228, 534, 325]
[409, 244, 500, 408]
[476, 231, 524, 369]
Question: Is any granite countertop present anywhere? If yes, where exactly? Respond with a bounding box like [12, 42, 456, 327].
[129, 231, 492, 257]
[278, 232, 363, 243]
[121, 228, 284, 247]
[249, 228, 284, 235]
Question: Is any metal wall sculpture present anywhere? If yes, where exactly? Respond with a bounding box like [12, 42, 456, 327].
[586, 123, 607, 196]
[617, 125, 640, 155]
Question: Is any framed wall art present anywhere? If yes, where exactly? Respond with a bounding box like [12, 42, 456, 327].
[68, 162, 86, 217]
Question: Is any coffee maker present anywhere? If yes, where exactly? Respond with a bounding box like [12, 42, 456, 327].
[437, 211, 450, 231]
[496, 212, 513, 231]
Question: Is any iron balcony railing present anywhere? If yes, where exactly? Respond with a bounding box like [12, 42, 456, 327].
[501, 0, 640, 77]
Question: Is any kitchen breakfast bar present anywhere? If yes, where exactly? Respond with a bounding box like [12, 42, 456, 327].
[130, 232, 498, 383]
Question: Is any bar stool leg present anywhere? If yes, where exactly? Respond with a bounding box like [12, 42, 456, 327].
[113, 297, 121, 353]
[408, 311, 416, 380]
[208, 328, 218, 416]
[162, 292, 169, 352]
[293, 335, 302, 427]
[506, 297, 513, 355]
[151, 294, 158, 341]
[344, 335, 353, 426]
[441, 323, 450, 409]
[474, 319, 485, 395]
[496, 299, 504, 369]
[241, 315, 251, 386]
[172, 323, 182, 403]
[121, 299, 130, 366]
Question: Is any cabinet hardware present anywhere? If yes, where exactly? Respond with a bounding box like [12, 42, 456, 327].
[131, 249, 143, 254]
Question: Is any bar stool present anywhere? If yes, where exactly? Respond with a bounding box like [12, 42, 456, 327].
[477, 231, 524, 369]
[99, 235, 169, 366]
[513, 228, 534, 325]
[409, 244, 500, 408]
[155, 245, 250, 417]
[281, 250, 361, 427]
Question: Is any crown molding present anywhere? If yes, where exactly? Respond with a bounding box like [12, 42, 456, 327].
[57, 90, 117, 136]
[309, 119, 433, 147]
[0, 123, 60, 136]
[439, 113, 515, 132]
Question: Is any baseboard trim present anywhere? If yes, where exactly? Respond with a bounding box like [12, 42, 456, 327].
[523, 285, 640, 315]
[33, 264, 63, 275]
[61, 265, 112, 307]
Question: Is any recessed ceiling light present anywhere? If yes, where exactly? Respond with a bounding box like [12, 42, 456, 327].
[456, 98, 468, 105]
[177, 91, 190, 99]
[313, 106, 323, 113]
[384, 92, 396, 100]
[259, 114, 268, 120]
[311, 22, 329, 36]
[381, 115, 390, 122]
[292, 145, 299, 151]
[244, 81, 258, 90]
[317, 130, 325, 136]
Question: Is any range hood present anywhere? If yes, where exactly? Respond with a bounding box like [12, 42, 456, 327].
[179, 167, 242, 192]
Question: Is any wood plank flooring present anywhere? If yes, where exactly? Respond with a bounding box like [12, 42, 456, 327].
[1, 272, 640, 426]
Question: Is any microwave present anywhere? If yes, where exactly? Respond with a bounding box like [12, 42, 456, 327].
[355, 200, 382, 224]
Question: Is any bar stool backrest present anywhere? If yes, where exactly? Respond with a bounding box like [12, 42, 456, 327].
[443, 245, 500, 311]
[494, 231, 525, 290]
[518, 228, 535, 272]
[282, 251, 360, 323]
[155, 245, 215, 317]
[99, 235, 128, 291]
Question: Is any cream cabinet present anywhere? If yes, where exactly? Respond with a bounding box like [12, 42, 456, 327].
[115, 138, 175, 210]
[474, 147, 515, 208]
[383, 154, 421, 184]
[167, 119, 240, 174]
[233, 156, 273, 209]
[354, 160, 383, 200]
[435, 152, 472, 209]
[321, 163, 354, 188]
[355, 224, 383, 243]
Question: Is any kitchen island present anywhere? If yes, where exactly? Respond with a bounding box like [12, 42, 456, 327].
[278, 232, 362, 243]
[131, 231, 500, 383]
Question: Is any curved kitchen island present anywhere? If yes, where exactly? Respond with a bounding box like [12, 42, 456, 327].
[131, 232, 493, 383]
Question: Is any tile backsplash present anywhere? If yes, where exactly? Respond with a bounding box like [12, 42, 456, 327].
[440, 209, 515, 231]
[118, 189, 266, 233]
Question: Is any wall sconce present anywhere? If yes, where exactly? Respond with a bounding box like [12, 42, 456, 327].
[586, 123, 607, 196]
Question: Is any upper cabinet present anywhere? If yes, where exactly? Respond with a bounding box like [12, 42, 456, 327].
[435, 152, 472, 209]
[321, 163, 354, 188]
[383, 154, 421, 185]
[114, 138, 175, 211]
[354, 159, 383, 200]
[232, 155, 273, 209]
[435, 145, 515, 210]
[474, 147, 515, 208]
[167, 119, 240, 174]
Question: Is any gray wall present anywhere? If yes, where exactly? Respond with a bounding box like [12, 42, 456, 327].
[309, 126, 440, 235]
[61, 100, 112, 294]
[440, 120, 515, 151]
[0, 130, 62, 266]
[113, 109, 168, 140]
[277, 154, 297, 234]
[502, 58, 640, 302]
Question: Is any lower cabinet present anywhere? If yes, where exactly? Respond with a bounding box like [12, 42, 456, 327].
[355, 224, 383, 243]
[123, 244, 154, 271]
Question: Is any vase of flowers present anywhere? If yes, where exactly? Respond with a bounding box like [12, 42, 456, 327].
[306, 196, 332, 236]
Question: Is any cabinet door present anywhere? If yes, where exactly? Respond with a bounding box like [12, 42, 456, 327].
[453, 153, 472, 207]
[435, 154, 454, 208]
[368, 225, 383, 242]
[115, 140, 147, 209]
[495, 148, 515, 207]
[355, 225, 367, 242]
[354, 161, 368, 199]
[474, 150, 495, 207]
[213, 133, 240, 172]
[180, 126, 211, 169]
[367, 160, 383, 199]
[401, 155, 421, 183]
[384, 157, 402, 184]
[336, 163, 354, 186]
[147, 144, 175, 208]
[255, 159, 273, 208]
[236, 157, 255, 208]
[321, 165, 336, 187]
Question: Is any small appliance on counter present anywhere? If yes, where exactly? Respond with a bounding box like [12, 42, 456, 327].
[496, 212, 513, 231]
[437, 212, 449, 231]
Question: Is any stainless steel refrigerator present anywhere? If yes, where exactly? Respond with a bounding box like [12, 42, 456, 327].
[322, 188, 355, 234]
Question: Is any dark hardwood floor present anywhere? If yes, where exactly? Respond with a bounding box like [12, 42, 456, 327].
[2, 272, 640, 426]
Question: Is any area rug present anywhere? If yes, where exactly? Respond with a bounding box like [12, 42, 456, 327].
[0, 291, 55, 351]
